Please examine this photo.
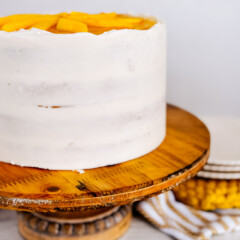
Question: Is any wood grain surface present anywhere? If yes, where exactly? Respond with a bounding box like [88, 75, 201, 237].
[0, 105, 210, 212]
[18, 205, 132, 240]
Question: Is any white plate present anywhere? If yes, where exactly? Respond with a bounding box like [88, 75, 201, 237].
[197, 170, 240, 179]
[203, 164, 240, 172]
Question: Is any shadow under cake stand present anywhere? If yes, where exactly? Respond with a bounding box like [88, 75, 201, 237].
[0, 104, 210, 240]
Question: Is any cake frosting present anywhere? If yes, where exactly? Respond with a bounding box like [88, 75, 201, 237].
[0, 13, 166, 170]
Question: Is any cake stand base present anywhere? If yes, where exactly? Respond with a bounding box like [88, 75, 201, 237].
[18, 205, 132, 240]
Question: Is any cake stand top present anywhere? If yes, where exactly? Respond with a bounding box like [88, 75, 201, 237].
[0, 104, 210, 212]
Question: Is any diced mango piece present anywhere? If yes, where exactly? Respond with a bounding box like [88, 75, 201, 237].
[116, 16, 143, 24]
[68, 15, 141, 28]
[1, 15, 61, 31]
[31, 17, 59, 30]
[0, 14, 42, 26]
[70, 12, 117, 19]
[2, 18, 41, 32]
[88, 26, 114, 35]
[56, 18, 88, 33]
[174, 178, 240, 210]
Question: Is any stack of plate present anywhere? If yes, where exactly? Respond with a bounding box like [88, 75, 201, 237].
[197, 116, 240, 179]
[173, 115, 240, 210]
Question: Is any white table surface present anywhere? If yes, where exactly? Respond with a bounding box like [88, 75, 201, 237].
[1, 209, 240, 240]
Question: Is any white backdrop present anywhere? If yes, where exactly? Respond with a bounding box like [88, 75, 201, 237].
[1, 0, 240, 117]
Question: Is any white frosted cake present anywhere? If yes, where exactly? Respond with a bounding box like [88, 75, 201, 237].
[0, 12, 166, 170]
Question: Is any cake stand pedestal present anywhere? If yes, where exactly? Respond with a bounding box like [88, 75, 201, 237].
[0, 105, 210, 240]
[18, 205, 131, 240]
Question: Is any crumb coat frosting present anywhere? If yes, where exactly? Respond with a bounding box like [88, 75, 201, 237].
[0, 22, 166, 170]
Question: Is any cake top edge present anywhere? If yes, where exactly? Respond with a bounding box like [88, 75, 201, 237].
[0, 12, 163, 35]
[0, 22, 163, 39]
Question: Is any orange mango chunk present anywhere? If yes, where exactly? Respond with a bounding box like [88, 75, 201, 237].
[68, 16, 142, 28]
[1, 14, 61, 31]
[31, 17, 59, 30]
[0, 14, 42, 26]
[70, 12, 117, 19]
[56, 18, 88, 33]
[2, 18, 42, 32]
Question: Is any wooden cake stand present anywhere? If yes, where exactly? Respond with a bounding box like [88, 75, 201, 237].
[0, 104, 210, 240]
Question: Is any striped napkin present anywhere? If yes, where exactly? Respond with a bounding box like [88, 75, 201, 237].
[136, 191, 240, 240]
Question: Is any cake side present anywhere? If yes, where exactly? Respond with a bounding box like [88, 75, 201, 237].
[0, 17, 166, 170]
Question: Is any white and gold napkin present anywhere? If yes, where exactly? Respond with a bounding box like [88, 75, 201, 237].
[136, 191, 240, 240]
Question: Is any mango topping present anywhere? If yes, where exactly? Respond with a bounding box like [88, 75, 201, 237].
[31, 17, 59, 31]
[0, 12, 156, 34]
[57, 18, 88, 33]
